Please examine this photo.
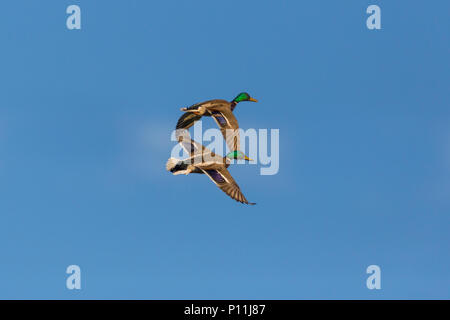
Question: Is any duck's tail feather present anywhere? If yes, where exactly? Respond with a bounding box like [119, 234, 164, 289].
[166, 157, 180, 172]
[166, 157, 188, 174]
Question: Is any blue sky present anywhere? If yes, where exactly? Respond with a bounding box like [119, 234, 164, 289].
[0, 0, 449, 299]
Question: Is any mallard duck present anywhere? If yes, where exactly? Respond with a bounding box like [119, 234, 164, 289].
[175, 92, 257, 152]
[166, 133, 256, 205]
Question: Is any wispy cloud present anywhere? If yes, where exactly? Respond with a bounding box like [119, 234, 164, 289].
[104, 116, 174, 185]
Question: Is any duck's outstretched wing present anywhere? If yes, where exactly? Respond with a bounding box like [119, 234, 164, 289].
[176, 112, 202, 130]
[200, 167, 255, 205]
[176, 100, 227, 130]
[209, 108, 241, 152]
[176, 108, 240, 152]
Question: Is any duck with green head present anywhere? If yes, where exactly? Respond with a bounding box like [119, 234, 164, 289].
[166, 135, 256, 205]
[175, 92, 258, 153]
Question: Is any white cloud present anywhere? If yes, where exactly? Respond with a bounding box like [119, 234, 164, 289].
[105, 117, 174, 185]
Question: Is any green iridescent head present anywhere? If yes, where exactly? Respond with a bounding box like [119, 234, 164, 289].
[232, 92, 258, 103]
[226, 150, 253, 161]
